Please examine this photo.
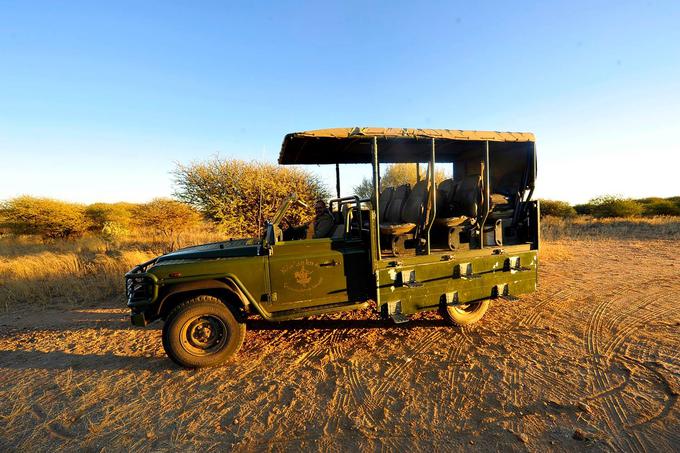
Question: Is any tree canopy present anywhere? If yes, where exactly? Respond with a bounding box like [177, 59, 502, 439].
[173, 157, 330, 237]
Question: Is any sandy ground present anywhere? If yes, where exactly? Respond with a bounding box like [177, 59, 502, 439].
[0, 239, 679, 452]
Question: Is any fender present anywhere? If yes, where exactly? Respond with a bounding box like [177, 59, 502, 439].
[156, 278, 250, 317]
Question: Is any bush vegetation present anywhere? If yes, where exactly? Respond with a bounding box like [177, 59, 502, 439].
[637, 197, 680, 216]
[587, 195, 643, 218]
[133, 198, 202, 250]
[0, 196, 89, 239]
[173, 157, 329, 237]
[85, 202, 138, 230]
[544, 195, 680, 219]
[538, 199, 576, 218]
[0, 196, 203, 246]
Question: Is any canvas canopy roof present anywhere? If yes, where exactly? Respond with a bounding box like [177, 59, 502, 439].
[279, 127, 535, 165]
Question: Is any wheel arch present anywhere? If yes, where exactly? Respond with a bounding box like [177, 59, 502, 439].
[157, 279, 251, 321]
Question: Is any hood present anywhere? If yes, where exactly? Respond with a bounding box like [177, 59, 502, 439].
[155, 238, 262, 262]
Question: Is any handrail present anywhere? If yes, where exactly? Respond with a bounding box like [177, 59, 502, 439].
[424, 138, 437, 255]
[329, 195, 364, 240]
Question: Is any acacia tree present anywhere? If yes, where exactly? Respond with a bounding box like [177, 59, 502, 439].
[173, 157, 330, 237]
[134, 198, 202, 251]
[0, 196, 89, 239]
[538, 200, 577, 218]
[587, 195, 642, 218]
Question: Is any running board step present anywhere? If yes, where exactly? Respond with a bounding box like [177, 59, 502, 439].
[386, 300, 410, 324]
[268, 301, 369, 321]
[391, 313, 410, 324]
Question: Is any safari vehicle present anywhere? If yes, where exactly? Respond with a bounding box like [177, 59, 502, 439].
[126, 128, 539, 368]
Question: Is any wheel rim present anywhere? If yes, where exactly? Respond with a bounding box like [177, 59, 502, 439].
[179, 315, 228, 356]
[452, 301, 481, 315]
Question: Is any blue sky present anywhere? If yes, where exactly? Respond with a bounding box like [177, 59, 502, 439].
[1, 1, 679, 204]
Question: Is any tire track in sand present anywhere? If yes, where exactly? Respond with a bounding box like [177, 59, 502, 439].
[585, 290, 639, 452]
[583, 276, 680, 452]
[357, 329, 447, 428]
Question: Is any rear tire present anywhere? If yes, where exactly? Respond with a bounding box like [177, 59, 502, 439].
[440, 299, 490, 326]
[162, 295, 246, 368]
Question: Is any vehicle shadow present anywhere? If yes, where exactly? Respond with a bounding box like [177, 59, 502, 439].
[0, 349, 173, 371]
[0, 301, 166, 333]
[246, 316, 449, 331]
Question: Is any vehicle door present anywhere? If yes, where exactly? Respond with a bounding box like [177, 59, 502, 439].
[267, 236, 370, 312]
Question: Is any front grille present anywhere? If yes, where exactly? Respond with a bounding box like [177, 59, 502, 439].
[126, 276, 153, 303]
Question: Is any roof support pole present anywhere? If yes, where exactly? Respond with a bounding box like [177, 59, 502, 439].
[425, 138, 436, 255]
[372, 136, 381, 261]
[416, 163, 420, 182]
[479, 140, 491, 249]
[377, 162, 381, 192]
[335, 163, 341, 198]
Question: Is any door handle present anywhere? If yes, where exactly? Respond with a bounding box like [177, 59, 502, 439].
[319, 260, 339, 267]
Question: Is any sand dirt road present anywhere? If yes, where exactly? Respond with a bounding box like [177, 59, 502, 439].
[1, 239, 679, 451]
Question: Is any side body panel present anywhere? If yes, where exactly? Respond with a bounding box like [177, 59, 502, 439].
[375, 246, 538, 315]
[152, 256, 270, 308]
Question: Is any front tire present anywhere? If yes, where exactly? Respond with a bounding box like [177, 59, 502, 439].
[162, 295, 246, 368]
[440, 299, 490, 326]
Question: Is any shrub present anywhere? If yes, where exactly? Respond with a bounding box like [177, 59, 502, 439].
[588, 195, 642, 218]
[538, 199, 576, 218]
[573, 204, 593, 215]
[100, 221, 129, 249]
[0, 196, 89, 239]
[85, 202, 138, 230]
[636, 197, 680, 216]
[134, 198, 202, 251]
[353, 178, 374, 200]
[173, 157, 330, 237]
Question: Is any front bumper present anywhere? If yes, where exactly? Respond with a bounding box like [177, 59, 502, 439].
[125, 258, 160, 326]
[131, 310, 150, 327]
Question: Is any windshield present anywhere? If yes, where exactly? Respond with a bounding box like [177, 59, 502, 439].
[272, 195, 296, 226]
[261, 194, 298, 244]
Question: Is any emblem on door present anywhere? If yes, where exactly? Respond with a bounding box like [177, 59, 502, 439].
[280, 259, 323, 292]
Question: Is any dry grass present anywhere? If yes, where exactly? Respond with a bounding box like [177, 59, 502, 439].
[541, 215, 680, 241]
[1, 217, 678, 312]
[0, 226, 222, 311]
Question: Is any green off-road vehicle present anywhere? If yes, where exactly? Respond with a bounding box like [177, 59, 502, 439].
[126, 128, 539, 368]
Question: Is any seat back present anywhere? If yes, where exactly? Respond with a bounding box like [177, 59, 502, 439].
[452, 174, 482, 218]
[331, 224, 345, 239]
[436, 178, 457, 217]
[379, 186, 394, 220]
[384, 184, 410, 223]
[401, 180, 428, 224]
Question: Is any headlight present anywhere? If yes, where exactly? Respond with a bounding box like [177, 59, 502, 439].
[126, 276, 153, 302]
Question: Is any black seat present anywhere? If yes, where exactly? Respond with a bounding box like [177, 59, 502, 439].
[435, 174, 482, 228]
[379, 186, 394, 220]
[436, 178, 457, 217]
[380, 180, 427, 235]
[379, 184, 410, 230]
